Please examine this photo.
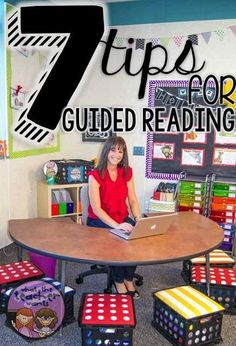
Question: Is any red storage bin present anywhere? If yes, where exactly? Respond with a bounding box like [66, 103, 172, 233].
[210, 210, 234, 218]
[51, 203, 59, 216]
[209, 215, 234, 224]
[178, 206, 203, 214]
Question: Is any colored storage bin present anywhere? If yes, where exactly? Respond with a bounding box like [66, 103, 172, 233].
[213, 183, 236, 192]
[152, 285, 224, 346]
[179, 194, 204, 202]
[191, 266, 236, 314]
[210, 210, 235, 218]
[213, 190, 236, 198]
[219, 223, 235, 231]
[222, 228, 235, 238]
[0, 261, 44, 313]
[51, 203, 59, 216]
[178, 200, 203, 208]
[211, 203, 236, 212]
[179, 187, 205, 195]
[78, 293, 136, 346]
[66, 202, 74, 214]
[209, 215, 234, 224]
[178, 206, 203, 214]
[51, 190, 60, 216]
[59, 203, 67, 215]
[212, 196, 236, 205]
[181, 250, 235, 284]
[179, 181, 205, 189]
[28, 251, 56, 278]
[218, 236, 234, 252]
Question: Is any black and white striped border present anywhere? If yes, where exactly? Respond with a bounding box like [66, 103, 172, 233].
[8, 9, 68, 145]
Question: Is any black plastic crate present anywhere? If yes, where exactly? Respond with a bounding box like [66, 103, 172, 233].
[78, 293, 136, 346]
[152, 285, 224, 346]
[191, 266, 236, 314]
[0, 260, 44, 314]
[181, 250, 235, 284]
[53, 159, 94, 184]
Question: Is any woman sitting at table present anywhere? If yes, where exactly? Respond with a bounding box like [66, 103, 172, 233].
[87, 136, 141, 298]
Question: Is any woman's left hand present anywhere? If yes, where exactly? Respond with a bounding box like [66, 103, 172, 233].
[117, 222, 134, 232]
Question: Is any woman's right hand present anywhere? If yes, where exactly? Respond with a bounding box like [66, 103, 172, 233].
[116, 222, 134, 232]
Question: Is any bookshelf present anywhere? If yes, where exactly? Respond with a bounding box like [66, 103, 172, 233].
[37, 181, 86, 224]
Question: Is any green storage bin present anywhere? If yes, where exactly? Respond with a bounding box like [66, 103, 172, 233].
[213, 190, 236, 198]
[179, 187, 205, 195]
[59, 202, 67, 214]
[213, 183, 236, 192]
[180, 181, 205, 189]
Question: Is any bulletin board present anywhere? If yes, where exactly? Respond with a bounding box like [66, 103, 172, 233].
[145, 80, 236, 179]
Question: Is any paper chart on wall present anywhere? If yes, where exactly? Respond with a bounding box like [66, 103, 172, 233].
[215, 130, 236, 145]
[213, 148, 236, 166]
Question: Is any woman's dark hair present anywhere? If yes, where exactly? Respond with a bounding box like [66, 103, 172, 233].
[97, 136, 129, 177]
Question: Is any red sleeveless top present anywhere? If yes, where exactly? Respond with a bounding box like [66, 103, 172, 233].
[88, 167, 132, 223]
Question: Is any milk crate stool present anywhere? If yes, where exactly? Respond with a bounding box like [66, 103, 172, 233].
[191, 266, 236, 314]
[152, 285, 224, 346]
[181, 249, 235, 284]
[0, 260, 44, 313]
[78, 293, 136, 346]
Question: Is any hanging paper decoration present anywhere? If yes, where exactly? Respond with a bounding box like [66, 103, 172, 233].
[215, 29, 226, 41]
[110, 24, 235, 49]
[173, 36, 184, 47]
[151, 37, 160, 46]
[114, 37, 124, 47]
[229, 25, 236, 37]
[135, 38, 145, 50]
[160, 37, 170, 48]
[201, 31, 212, 44]
[188, 34, 198, 45]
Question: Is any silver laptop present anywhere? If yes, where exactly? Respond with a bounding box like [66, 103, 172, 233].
[110, 213, 177, 240]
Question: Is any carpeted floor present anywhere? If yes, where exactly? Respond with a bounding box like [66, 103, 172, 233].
[0, 243, 236, 345]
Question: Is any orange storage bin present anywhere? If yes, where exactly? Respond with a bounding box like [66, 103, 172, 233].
[211, 203, 236, 212]
[212, 196, 236, 205]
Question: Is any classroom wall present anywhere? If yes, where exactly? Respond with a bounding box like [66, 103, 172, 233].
[1, 1, 236, 248]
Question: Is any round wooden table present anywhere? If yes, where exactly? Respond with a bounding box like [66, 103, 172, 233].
[9, 211, 224, 293]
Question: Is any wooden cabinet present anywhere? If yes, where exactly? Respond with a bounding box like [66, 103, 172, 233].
[37, 181, 86, 223]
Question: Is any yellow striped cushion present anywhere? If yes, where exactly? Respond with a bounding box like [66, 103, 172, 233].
[191, 250, 235, 264]
[154, 286, 224, 319]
